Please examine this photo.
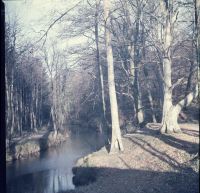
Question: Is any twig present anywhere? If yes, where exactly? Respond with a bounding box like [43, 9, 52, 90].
[35, 1, 82, 47]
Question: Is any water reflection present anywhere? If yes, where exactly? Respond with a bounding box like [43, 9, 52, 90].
[44, 168, 74, 193]
[7, 132, 105, 193]
[7, 168, 74, 193]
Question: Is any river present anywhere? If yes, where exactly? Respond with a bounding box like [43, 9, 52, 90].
[6, 132, 105, 193]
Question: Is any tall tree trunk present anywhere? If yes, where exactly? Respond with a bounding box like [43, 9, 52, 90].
[185, 60, 195, 97]
[51, 77, 58, 136]
[51, 107, 58, 137]
[160, 0, 177, 133]
[33, 112, 37, 133]
[5, 67, 10, 138]
[35, 84, 39, 129]
[195, 0, 200, 77]
[133, 1, 144, 125]
[142, 24, 156, 123]
[125, 0, 143, 125]
[135, 76, 144, 124]
[160, 0, 199, 133]
[20, 88, 23, 136]
[185, 3, 198, 98]
[15, 92, 20, 135]
[103, 0, 124, 152]
[144, 69, 157, 123]
[154, 66, 164, 108]
[30, 110, 33, 132]
[95, 0, 106, 119]
[39, 84, 43, 127]
[10, 69, 14, 139]
[147, 88, 157, 123]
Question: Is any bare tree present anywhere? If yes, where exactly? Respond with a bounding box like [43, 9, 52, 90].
[159, 0, 198, 133]
[95, 0, 106, 120]
[103, 0, 124, 152]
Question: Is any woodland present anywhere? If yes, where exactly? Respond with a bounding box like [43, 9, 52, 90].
[4, 0, 199, 192]
[5, 0, 199, 148]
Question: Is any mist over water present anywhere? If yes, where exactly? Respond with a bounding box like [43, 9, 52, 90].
[6, 132, 105, 193]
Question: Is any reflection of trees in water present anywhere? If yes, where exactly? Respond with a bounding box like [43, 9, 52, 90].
[7, 168, 75, 193]
[44, 169, 74, 193]
[7, 134, 104, 193]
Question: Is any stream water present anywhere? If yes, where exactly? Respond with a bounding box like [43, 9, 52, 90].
[6, 132, 105, 193]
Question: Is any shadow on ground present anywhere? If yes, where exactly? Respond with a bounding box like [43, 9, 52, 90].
[181, 128, 199, 137]
[63, 166, 199, 193]
[138, 126, 199, 155]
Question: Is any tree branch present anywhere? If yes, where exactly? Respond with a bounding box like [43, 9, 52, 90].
[176, 84, 198, 110]
[36, 1, 82, 46]
[170, 77, 185, 91]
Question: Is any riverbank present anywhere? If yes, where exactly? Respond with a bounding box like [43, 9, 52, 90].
[67, 123, 199, 193]
[6, 130, 69, 162]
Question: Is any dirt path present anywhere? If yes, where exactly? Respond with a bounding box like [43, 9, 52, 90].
[66, 123, 199, 193]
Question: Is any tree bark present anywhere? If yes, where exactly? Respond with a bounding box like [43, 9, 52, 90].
[95, 0, 106, 119]
[160, 2, 178, 133]
[195, 0, 200, 67]
[10, 69, 14, 139]
[103, 0, 124, 152]
[160, 0, 199, 133]
[161, 84, 198, 133]
[125, 0, 144, 125]
[133, 1, 144, 125]
[5, 67, 10, 138]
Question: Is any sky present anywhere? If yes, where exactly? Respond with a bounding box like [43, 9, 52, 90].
[4, 0, 87, 49]
[4, 0, 89, 71]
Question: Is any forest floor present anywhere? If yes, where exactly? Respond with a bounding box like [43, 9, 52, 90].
[66, 123, 199, 193]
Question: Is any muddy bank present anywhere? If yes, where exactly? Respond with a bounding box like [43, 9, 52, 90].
[66, 123, 199, 193]
[6, 131, 69, 162]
